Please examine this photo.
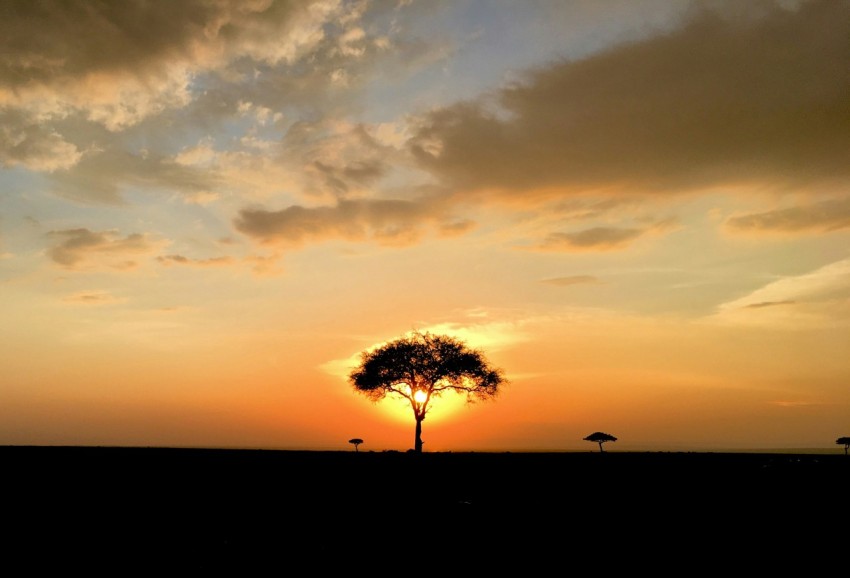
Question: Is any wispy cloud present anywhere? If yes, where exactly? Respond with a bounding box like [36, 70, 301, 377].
[540, 275, 601, 287]
[62, 290, 124, 305]
[533, 219, 678, 252]
[157, 255, 234, 267]
[538, 226, 644, 252]
[48, 149, 221, 205]
[768, 400, 823, 408]
[244, 252, 285, 277]
[726, 197, 850, 235]
[709, 258, 850, 328]
[0, 232, 10, 260]
[0, 110, 82, 172]
[743, 300, 796, 309]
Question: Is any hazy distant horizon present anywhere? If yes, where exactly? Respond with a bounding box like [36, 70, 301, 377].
[3, 443, 844, 456]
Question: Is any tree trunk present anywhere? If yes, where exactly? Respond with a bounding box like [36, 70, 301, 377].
[414, 416, 424, 453]
[598, 441, 604, 453]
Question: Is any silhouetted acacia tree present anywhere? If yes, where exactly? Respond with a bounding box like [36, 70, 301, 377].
[349, 438, 364, 452]
[584, 431, 617, 452]
[348, 331, 506, 454]
[837, 437, 850, 455]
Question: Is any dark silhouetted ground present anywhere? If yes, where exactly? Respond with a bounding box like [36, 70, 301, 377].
[3, 446, 846, 571]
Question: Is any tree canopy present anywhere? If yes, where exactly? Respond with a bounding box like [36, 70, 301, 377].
[837, 436, 850, 455]
[584, 431, 617, 452]
[348, 331, 505, 453]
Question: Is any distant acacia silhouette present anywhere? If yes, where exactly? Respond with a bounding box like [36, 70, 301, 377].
[837, 437, 850, 455]
[584, 431, 617, 452]
[348, 438, 364, 452]
[349, 331, 506, 453]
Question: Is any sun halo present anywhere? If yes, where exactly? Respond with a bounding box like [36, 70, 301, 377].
[375, 387, 470, 424]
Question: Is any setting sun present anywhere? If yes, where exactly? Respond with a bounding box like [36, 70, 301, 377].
[373, 390, 473, 426]
[349, 331, 505, 452]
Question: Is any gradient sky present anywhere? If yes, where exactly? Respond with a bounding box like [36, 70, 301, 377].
[2, 0, 848, 452]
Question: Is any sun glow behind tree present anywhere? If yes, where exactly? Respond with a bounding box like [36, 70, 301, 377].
[333, 325, 514, 425]
[350, 359, 487, 426]
[349, 331, 506, 452]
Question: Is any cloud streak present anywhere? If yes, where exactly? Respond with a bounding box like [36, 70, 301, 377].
[234, 197, 471, 247]
[540, 276, 601, 287]
[710, 257, 850, 328]
[534, 219, 677, 252]
[157, 255, 234, 267]
[743, 300, 796, 309]
[726, 197, 850, 235]
[538, 227, 644, 252]
[62, 290, 124, 305]
[46, 228, 164, 270]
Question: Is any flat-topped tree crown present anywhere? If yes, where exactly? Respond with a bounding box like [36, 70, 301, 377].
[584, 431, 618, 452]
[349, 331, 506, 453]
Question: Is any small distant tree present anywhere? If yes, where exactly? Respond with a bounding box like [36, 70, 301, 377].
[349, 331, 506, 454]
[584, 431, 617, 453]
[348, 438, 364, 452]
[837, 437, 850, 455]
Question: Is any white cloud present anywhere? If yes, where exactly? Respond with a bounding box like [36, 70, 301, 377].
[709, 258, 850, 328]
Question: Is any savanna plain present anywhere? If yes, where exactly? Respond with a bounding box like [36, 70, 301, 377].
[4, 445, 847, 572]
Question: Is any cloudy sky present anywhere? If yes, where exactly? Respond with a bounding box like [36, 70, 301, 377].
[1, 0, 848, 452]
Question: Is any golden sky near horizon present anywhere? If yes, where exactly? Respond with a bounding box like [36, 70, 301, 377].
[1, 0, 849, 452]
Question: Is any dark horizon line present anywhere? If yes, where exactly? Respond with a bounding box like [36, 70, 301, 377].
[0, 443, 844, 455]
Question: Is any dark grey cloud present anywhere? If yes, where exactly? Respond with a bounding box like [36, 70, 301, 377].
[0, 0, 347, 176]
[0, 0, 315, 89]
[313, 159, 387, 193]
[726, 197, 850, 234]
[0, 1, 449, 201]
[234, 197, 466, 247]
[0, 0, 433, 131]
[409, 0, 850, 198]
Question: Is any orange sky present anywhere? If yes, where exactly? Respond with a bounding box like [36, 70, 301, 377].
[1, 0, 848, 452]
